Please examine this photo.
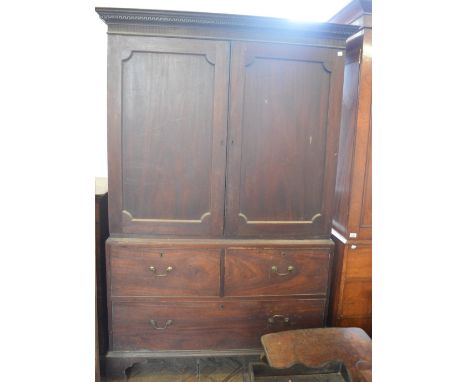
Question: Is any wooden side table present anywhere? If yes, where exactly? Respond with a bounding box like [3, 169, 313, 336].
[261, 327, 371, 381]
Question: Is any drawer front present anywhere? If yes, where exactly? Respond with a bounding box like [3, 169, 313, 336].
[341, 280, 372, 317]
[112, 299, 326, 350]
[110, 247, 221, 297]
[346, 245, 371, 279]
[224, 248, 331, 296]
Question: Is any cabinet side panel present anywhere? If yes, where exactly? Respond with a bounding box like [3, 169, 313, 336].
[328, 238, 346, 326]
[348, 30, 372, 239]
[341, 280, 372, 316]
[360, 121, 372, 229]
[332, 36, 362, 237]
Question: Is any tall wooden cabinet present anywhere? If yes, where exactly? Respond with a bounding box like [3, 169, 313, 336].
[328, 0, 372, 336]
[96, 7, 358, 380]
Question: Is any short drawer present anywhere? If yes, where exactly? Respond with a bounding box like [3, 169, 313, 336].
[112, 299, 326, 350]
[109, 247, 221, 297]
[346, 245, 371, 279]
[224, 248, 331, 296]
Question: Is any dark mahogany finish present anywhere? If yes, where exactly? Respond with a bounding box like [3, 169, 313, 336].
[108, 36, 229, 236]
[225, 43, 344, 238]
[109, 246, 221, 297]
[96, 7, 359, 380]
[105, 238, 334, 353]
[224, 248, 331, 297]
[112, 299, 326, 350]
[99, 8, 358, 239]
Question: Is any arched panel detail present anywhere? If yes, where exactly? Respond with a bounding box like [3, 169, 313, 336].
[321, 61, 333, 73]
[204, 52, 216, 65]
[121, 50, 134, 62]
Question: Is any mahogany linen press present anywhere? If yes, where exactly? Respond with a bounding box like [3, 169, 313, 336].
[96, 7, 359, 379]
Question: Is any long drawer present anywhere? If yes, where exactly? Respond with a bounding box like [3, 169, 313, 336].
[111, 299, 326, 350]
[224, 248, 331, 296]
[109, 247, 221, 297]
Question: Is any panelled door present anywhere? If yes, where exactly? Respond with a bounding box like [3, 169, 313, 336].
[225, 42, 345, 238]
[107, 36, 230, 236]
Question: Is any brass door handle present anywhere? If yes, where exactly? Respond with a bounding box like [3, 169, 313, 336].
[148, 266, 174, 277]
[271, 265, 295, 276]
[149, 319, 173, 330]
[268, 315, 290, 324]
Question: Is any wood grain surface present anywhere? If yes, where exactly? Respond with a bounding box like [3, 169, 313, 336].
[112, 299, 326, 350]
[110, 247, 221, 297]
[261, 327, 371, 381]
[224, 248, 331, 297]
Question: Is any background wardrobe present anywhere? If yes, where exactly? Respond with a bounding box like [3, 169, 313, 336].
[96, 7, 358, 380]
[328, 0, 373, 336]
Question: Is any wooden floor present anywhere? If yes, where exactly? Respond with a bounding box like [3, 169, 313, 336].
[126, 356, 260, 382]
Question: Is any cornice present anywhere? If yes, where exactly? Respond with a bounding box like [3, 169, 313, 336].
[95, 7, 359, 40]
[328, 0, 372, 28]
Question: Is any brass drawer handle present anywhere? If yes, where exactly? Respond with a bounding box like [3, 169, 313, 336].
[149, 319, 173, 330]
[271, 265, 295, 276]
[148, 266, 174, 277]
[268, 315, 290, 324]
